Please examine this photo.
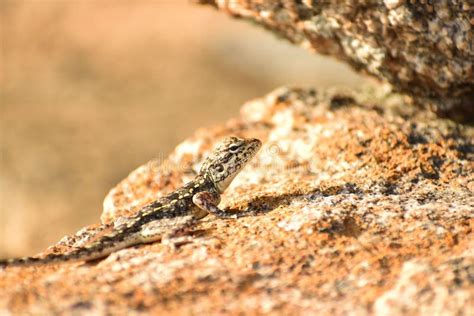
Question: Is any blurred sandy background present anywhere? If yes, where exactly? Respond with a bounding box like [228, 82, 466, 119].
[0, 0, 368, 257]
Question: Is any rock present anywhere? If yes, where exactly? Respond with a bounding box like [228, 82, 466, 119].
[195, 0, 474, 121]
[0, 87, 472, 315]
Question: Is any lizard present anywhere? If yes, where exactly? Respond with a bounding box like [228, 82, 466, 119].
[0, 136, 262, 268]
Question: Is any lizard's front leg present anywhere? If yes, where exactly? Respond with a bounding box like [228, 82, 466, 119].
[192, 191, 240, 219]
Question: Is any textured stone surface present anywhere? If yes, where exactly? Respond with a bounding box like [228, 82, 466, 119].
[196, 0, 474, 120]
[0, 87, 473, 315]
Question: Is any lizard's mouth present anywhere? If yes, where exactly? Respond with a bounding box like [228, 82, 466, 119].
[249, 138, 262, 152]
[251, 138, 262, 147]
[246, 138, 262, 163]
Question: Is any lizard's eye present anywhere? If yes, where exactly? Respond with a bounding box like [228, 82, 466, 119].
[229, 144, 240, 153]
[215, 164, 225, 173]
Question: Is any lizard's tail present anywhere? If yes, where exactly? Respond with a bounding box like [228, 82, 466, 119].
[0, 247, 107, 268]
[0, 234, 139, 268]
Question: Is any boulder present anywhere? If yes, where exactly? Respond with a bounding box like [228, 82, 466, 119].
[1, 87, 472, 315]
[196, 0, 474, 121]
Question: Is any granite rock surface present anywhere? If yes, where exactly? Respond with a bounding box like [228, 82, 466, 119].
[197, 0, 474, 120]
[1, 87, 473, 315]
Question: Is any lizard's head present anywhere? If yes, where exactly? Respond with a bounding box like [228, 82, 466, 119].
[200, 136, 262, 193]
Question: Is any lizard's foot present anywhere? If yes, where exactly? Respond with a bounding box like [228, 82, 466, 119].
[161, 234, 195, 250]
